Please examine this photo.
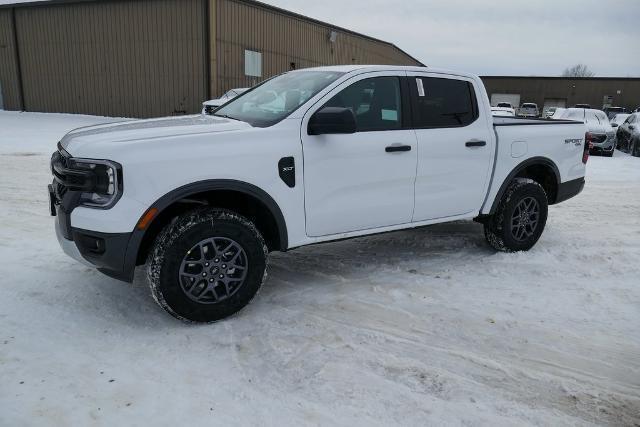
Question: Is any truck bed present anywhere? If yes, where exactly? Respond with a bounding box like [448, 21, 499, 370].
[481, 115, 587, 215]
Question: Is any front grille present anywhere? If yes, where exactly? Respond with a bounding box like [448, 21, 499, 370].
[591, 134, 607, 144]
[50, 148, 93, 192]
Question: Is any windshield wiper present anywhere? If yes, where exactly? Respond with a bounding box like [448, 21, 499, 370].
[213, 113, 243, 123]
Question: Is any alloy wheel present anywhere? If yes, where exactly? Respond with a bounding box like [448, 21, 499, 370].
[510, 197, 540, 242]
[178, 237, 248, 304]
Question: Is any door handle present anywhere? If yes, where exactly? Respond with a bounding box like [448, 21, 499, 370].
[465, 140, 487, 147]
[385, 145, 412, 153]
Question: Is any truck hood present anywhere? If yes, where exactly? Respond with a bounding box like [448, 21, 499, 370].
[60, 114, 252, 156]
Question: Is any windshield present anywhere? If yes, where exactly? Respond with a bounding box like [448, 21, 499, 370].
[613, 114, 630, 124]
[215, 71, 345, 127]
[522, 104, 537, 109]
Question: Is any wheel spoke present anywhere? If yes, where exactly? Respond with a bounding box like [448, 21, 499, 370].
[510, 196, 541, 242]
[179, 236, 249, 305]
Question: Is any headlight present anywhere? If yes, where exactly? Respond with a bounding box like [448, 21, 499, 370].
[67, 158, 123, 209]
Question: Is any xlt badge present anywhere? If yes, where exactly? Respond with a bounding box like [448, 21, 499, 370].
[278, 157, 295, 188]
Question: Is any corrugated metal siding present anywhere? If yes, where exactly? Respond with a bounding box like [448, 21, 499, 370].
[481, 77, 640, 111]
[15, 0, 207, 118]
[0, 9, 22, 110]
[213, 0, 421, 96]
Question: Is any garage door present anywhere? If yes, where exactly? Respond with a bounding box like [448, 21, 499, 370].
[490, 93, 521, 108]
[15, 0, 207, 118]
[542, 98, 567, 117]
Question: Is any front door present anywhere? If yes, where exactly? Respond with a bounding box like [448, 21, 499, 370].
[301, 73, 417, 237]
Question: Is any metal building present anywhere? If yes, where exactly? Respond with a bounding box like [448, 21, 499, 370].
[0, 0, 422, 118]
[481, 76, 640, 114]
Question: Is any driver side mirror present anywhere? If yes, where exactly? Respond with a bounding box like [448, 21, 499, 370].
[308, 107, 357, 135]
[611, 123, 618, 128]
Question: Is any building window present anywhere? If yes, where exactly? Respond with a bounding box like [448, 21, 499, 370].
[245, 50, 262, 77]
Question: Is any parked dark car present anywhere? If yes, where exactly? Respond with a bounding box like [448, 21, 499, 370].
[616, 113, 640, 155]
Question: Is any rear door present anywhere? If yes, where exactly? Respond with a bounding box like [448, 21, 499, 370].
[406, 72, 494, 221]
[301, 72, 417, 237]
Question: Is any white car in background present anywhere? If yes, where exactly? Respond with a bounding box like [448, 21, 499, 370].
[549, 107, 566, 120]
[518, 103, 539, 118]
[491, 106, 516, 117]
[202, 88, 250, 115]
[560, 108, 616, 157]
[611, 113, 630, 129]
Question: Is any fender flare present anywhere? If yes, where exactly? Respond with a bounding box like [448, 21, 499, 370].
[487, 157, 561, 215]
[121, 180, 288, 282]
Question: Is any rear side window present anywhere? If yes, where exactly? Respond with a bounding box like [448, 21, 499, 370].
[411, 77, 478, 128]
[324, 76, 402, 132]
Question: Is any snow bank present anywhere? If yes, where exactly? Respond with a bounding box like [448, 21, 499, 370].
[0, 111, 123, 154]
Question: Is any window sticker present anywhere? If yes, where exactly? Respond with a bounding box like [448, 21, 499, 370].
[381, 109, 398, 121]
[416, 78, 425, 97]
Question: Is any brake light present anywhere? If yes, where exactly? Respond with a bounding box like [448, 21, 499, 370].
[583, 132, 593, 164]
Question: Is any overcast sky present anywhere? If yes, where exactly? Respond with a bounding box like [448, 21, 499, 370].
[265, 0, 640, 77]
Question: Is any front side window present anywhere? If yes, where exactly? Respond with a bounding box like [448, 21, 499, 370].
[412, 77, 478, 128]
[215, 71, 344, 127]
[323, 77, 402, 132]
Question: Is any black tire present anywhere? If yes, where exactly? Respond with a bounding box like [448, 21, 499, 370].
[147, 209, 268, 323]
[631, 139, 639, 157]
[484, 178, 548, 252]
[605, 150, 614, 157]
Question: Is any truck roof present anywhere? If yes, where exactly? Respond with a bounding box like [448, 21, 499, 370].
[293, 65, 475, 79]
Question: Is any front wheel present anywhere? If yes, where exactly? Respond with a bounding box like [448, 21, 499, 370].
[484, 178, 548, 252]
[147, 209, 268, 323]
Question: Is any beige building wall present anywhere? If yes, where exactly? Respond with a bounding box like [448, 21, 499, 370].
[14, 0, 208, 118]
[0, 9, 22, 110]
[210, 0, 421, 97]
[1, 0, 420, 117]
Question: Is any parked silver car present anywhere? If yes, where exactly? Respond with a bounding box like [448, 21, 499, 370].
[560, 108, 616, 157]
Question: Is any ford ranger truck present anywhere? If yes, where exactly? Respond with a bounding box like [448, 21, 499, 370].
[49, 65, 588, 323]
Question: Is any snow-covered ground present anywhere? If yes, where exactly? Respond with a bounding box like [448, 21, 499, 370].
[1, 111, 639, 426]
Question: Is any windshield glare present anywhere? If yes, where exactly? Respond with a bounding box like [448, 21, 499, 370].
[215, 71, 345, 127]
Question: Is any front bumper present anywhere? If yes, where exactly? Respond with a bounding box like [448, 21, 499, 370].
[51, 183, 136, 282]
[590, 144, 615, 154]
[55, 215, 93, 267]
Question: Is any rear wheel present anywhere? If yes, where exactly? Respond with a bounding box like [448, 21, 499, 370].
[484, 178, 548, 252]
[147, 209, 268, 323]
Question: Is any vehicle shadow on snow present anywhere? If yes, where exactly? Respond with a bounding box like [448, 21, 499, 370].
[75, 220, 489, 325]
[262, 220, 491, 297]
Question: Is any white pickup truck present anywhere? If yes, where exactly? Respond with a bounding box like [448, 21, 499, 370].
[50, 65, 588, 322]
